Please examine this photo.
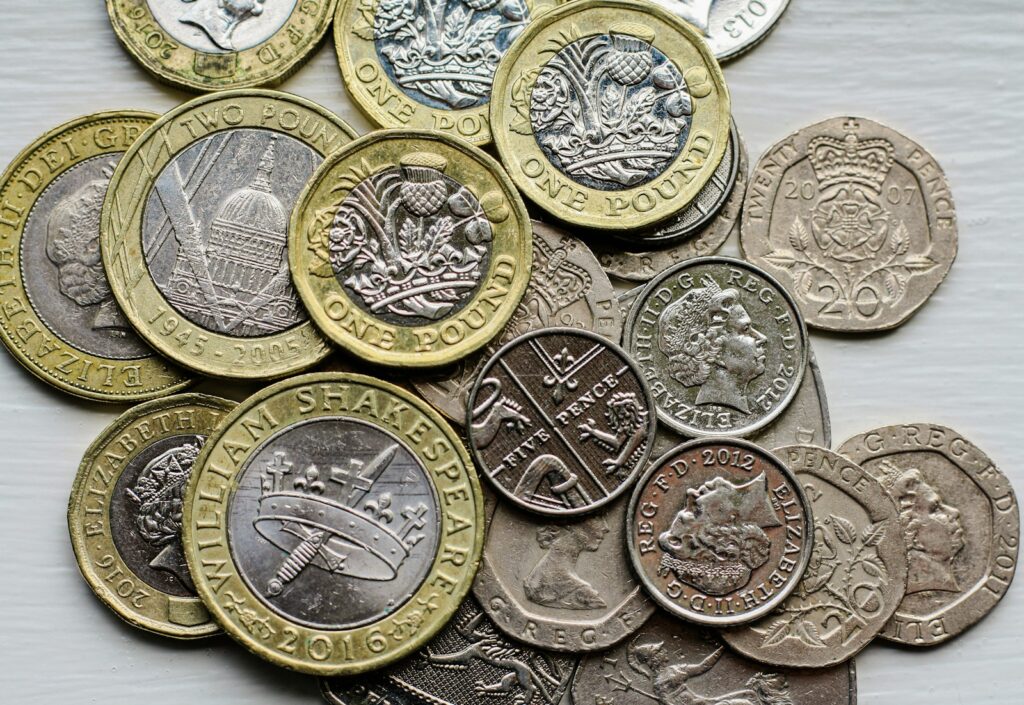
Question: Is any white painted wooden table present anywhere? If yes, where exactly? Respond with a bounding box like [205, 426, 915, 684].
[0, 1, 1021, 703]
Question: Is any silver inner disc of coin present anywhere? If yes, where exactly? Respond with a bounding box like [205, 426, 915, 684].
[146, 0, 297, 53]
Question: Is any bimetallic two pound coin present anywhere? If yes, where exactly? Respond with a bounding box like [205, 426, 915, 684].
[335, 0, 558, 145]
[183, 373, 484, 674]
[101, 90, 357, 380]
[490, 0, 730, 230]
[68, 393, 235, 638]
[627, 438, 813, 626]
[107, 0, 336, 92]
[0, 112, 190, 401]
[290, 129, 532, 368]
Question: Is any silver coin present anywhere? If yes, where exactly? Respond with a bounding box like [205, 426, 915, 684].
[466, 327, 656, 517]
[414, 221, 622, 423]
[838, 423, 1019, 646]
[473, 490, 655, 652]
[649, 0, 792, 62]
[145, 0, 297, 53]
[624, 256, 808, 437]
[721, 445, 908, 668]
[570, 612, 856, 705]
[595, 121, 747, 281]
[319, 597, 577, 705]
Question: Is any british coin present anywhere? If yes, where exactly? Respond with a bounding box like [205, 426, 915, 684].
[571, 613, 857, 705]
[489, 0, 731, 231]
[473, 491, 655, 652]
[594, 119, 747, 281]
[624, 256, 808, 438]
[106, 0, 336, 92]
[290, 129, 532, 368]
[101, 90, 356, 380]
[741, 116, 957, 332]
[183, 372, 484, 674]
[649, 0, 792, 62]
[466, 327, 656, 516]
[720, 445, 908, 668]
[334, 0, 559, 145]
[319, 596, 577, 705]
[837, 423, 1019, 646]
[0, 112, 191, 402]
[68, 393, 235, 638]
[413, 220, 622, 423]
[627, 438, 813, 626]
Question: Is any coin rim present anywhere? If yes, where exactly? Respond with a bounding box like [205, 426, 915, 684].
[713, 0, 792, 62]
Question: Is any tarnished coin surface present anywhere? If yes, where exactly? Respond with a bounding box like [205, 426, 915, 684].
[290, 129, 532, 368]
[650, 0, 792, 61]
[490, 0, 731, 230]
[741, 116, 957, 332]
[627, 438, 813, 626]
[721, 445, 907, 668]
[319, 596, 577, 705]
[101, 90, 355, 380]
[68, 393, 234, 638]
[571, 613, 857, 705]
[624, 257, 808, 438]
[0, 112, 191, 401]
[183, 372, 484, 674]
[466, 328, 656, 517]
[838, 423, 1019, 646]
[595, 120, 747, 282]
[335, 0, 558, 145]
[413, 220, 622, 422]
[107, 0, 336, 91]
[473, 491, 655, 652]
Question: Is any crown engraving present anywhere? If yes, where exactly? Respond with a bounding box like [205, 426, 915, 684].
[808, 122, 895, 192]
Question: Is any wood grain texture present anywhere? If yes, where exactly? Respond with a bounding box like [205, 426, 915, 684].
[0, 1, 1021, 703]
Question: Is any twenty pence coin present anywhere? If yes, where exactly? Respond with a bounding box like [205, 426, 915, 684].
[838, 423, 1018, 646]
[627, 438, 813, 626]
[101, 90, 356, 380]
[68, 393, 235, 638]
[183, 372, 484, 674]
[0, 112, 191, 401]
[290, 129, 532, 368]
[721, 445, 908, 668]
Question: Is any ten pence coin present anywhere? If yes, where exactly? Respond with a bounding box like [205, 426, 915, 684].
[838, 423, 1019, 646]
[101, 90, 356, 380]
[183, 372, 484, 674]
[627, 438, 813, 626]
[741, 116, 957, 332]
[649, 0, 793, 62]
[0, 112, 191, 401]
[489, 0, 731, 230]
[68, 393, 235, 638]
[721, 445, 908, 668]
[107, 0, 336, 92]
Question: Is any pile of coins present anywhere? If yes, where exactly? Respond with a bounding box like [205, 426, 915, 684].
[0, 1, 1017, 704]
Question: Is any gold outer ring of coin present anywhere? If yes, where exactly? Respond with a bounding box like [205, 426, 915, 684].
[68, 393, 236, 639]
[182, 372, 485, 675]
[489, 0, 731, 231]
[0, 111, 192, 402]
[101, 89, 357, 380]
[106, 0, 337, 92]
[289, 128, 533, 368]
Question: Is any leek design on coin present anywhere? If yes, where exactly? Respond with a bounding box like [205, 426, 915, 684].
[290, 129, 532, 368]
[68, 394, 234, 638]
[838, 424, 1019, 647]
[0, 112, 191, 401]
[490, 0, 730, 230]
[625, 257, 808, 438]
[649, 0, 792, 61]
[466, 328, 656, 516]
[184, 373, 483, 674]
[335, 0, 558, 144]
[741, 117, 957, 332]
[413, 220, 622, 423]
[627, 439, 813, 626]
[106, 0, 337, 91]
[101, 90, 356, 379]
